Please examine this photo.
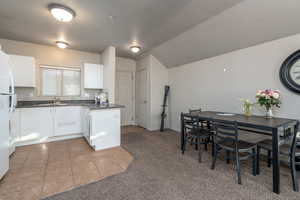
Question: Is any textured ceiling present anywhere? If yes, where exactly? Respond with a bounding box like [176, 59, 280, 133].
[0, 0, 243, 58]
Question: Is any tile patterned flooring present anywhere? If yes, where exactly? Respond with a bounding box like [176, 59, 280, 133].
[0, 135, 134, 200]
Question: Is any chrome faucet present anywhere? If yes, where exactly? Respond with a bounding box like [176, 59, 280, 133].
[53, 97, 60, 104]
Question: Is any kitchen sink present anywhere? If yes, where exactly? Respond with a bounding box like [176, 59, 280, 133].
[35, 102, 69, 106]
[35, 103, 53, 106]
[54, 102, 68, 106]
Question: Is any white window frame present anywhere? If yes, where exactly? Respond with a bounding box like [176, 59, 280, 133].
[40, 65, 81, 97]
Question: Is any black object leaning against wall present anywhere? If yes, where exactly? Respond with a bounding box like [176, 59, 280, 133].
[160, 85, 170, 132]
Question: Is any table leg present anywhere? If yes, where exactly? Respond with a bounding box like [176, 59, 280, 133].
[180, 113, 184, 153]
[272, 127, 280, 194]
[209, 121, 214, 157]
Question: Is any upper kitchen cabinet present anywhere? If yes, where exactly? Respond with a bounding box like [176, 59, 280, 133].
[83, 63, 103, 89]
[9, 55, 36, 87]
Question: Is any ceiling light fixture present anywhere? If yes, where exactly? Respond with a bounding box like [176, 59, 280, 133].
[49, 4, 76, 22]
[130, 46, 141, 53]
[56, 41, 69, 49]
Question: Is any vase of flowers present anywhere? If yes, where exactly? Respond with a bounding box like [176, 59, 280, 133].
[256, 89, 281, 118]
[240, 99, 254, 117]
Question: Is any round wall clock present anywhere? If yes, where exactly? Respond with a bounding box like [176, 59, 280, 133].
[280, 49, 300, 94]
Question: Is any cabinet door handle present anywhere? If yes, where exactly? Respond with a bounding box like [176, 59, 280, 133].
[58, 121, 76, 127]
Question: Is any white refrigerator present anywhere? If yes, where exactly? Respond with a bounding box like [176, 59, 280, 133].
[0, 47, 15, 179]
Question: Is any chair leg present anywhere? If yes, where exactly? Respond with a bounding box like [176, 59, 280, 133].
[204, 138, 208, 151]
[198, 137, 202, 163]
[211, 136, 215, 157]
[211, 143, 218, 170]
[267, 150, 272, 167]
[290, 155, 299, 192]
[182, 134, 187, 154]
[252, 148, 257, 176]
[256, 147, 261, 175]
[190, 138, 194, 145]
[235, 153, 242, 184]
[226, 151, 230, 164]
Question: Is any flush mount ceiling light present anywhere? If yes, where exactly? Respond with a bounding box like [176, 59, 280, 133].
[56, 41, 69, 49]
[130, 46, 141, 53]
[49, 4, 76, 22]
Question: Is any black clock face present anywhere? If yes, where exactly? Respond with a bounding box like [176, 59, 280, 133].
[280, 50, 300, 94]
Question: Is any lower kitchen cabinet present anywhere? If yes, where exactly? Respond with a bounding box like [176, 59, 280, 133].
[19, 107, 54, 143]
[14, 106, 121, 148]
[87, 109, 121, 150]
[10, 109, 20, 142]
[81, 107, 90, 140]
[16, 106, 83, 145]
[54, 106, 82, 136]
[10, 109, 20, 154]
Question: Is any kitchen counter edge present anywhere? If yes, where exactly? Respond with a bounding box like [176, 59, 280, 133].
[16, 103, 125, 110]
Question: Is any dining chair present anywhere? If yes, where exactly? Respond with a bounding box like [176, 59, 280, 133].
[211, 119, 257, 184]
[181, 113, 213, 162]
[189, 108, 202, 115]
[188, 108, 203, 150]
[256, 123, 300, 191]
[188, 108, 212, 151]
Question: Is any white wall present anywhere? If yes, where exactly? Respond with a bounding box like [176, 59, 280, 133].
[136, 55, 169, 131]
[169, 33, 300, 131]
[102, 46, 116, 103]
[149, 55, 169, 130]
[116, 57, 136, 72]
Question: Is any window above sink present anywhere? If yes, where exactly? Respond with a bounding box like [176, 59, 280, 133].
[41, 65, 81, 97]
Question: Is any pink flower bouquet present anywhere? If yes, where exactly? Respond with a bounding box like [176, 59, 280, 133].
[256, 89, 281, 117]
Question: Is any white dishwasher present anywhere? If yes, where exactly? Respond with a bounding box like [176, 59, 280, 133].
[86, 108, 121, 151]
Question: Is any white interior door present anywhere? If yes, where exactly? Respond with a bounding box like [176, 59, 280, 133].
[116, 71, 134, 126]
[136, 69, 147, 128]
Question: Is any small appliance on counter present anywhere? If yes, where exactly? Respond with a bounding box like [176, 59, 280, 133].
[95, 92, 109, 106]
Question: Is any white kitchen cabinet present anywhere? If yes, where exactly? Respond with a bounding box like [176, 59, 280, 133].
[19, 107, 54, 143]
[87, 109, 120, 150]
[84, 63, 103, 89]
[13, 106, 120, 149]
[9, 109, 20, 154]
[54, 106, 82, 136]
[9, 55, 36, 87]
[81, 107, 90, 140]
[10, 110, 20, 142]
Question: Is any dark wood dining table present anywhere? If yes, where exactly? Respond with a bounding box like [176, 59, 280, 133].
[180, 111, 299, 194]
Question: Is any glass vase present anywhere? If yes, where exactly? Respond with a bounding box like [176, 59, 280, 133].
[266, 108, 273, 118]
[243, 105, 252, 117]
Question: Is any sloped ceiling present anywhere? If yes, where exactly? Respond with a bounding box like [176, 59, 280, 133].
[150, 0, 300, 67]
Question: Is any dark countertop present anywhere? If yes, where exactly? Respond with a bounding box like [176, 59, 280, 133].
[16, 100, 124, 110]
[88, 104, 125, 110]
